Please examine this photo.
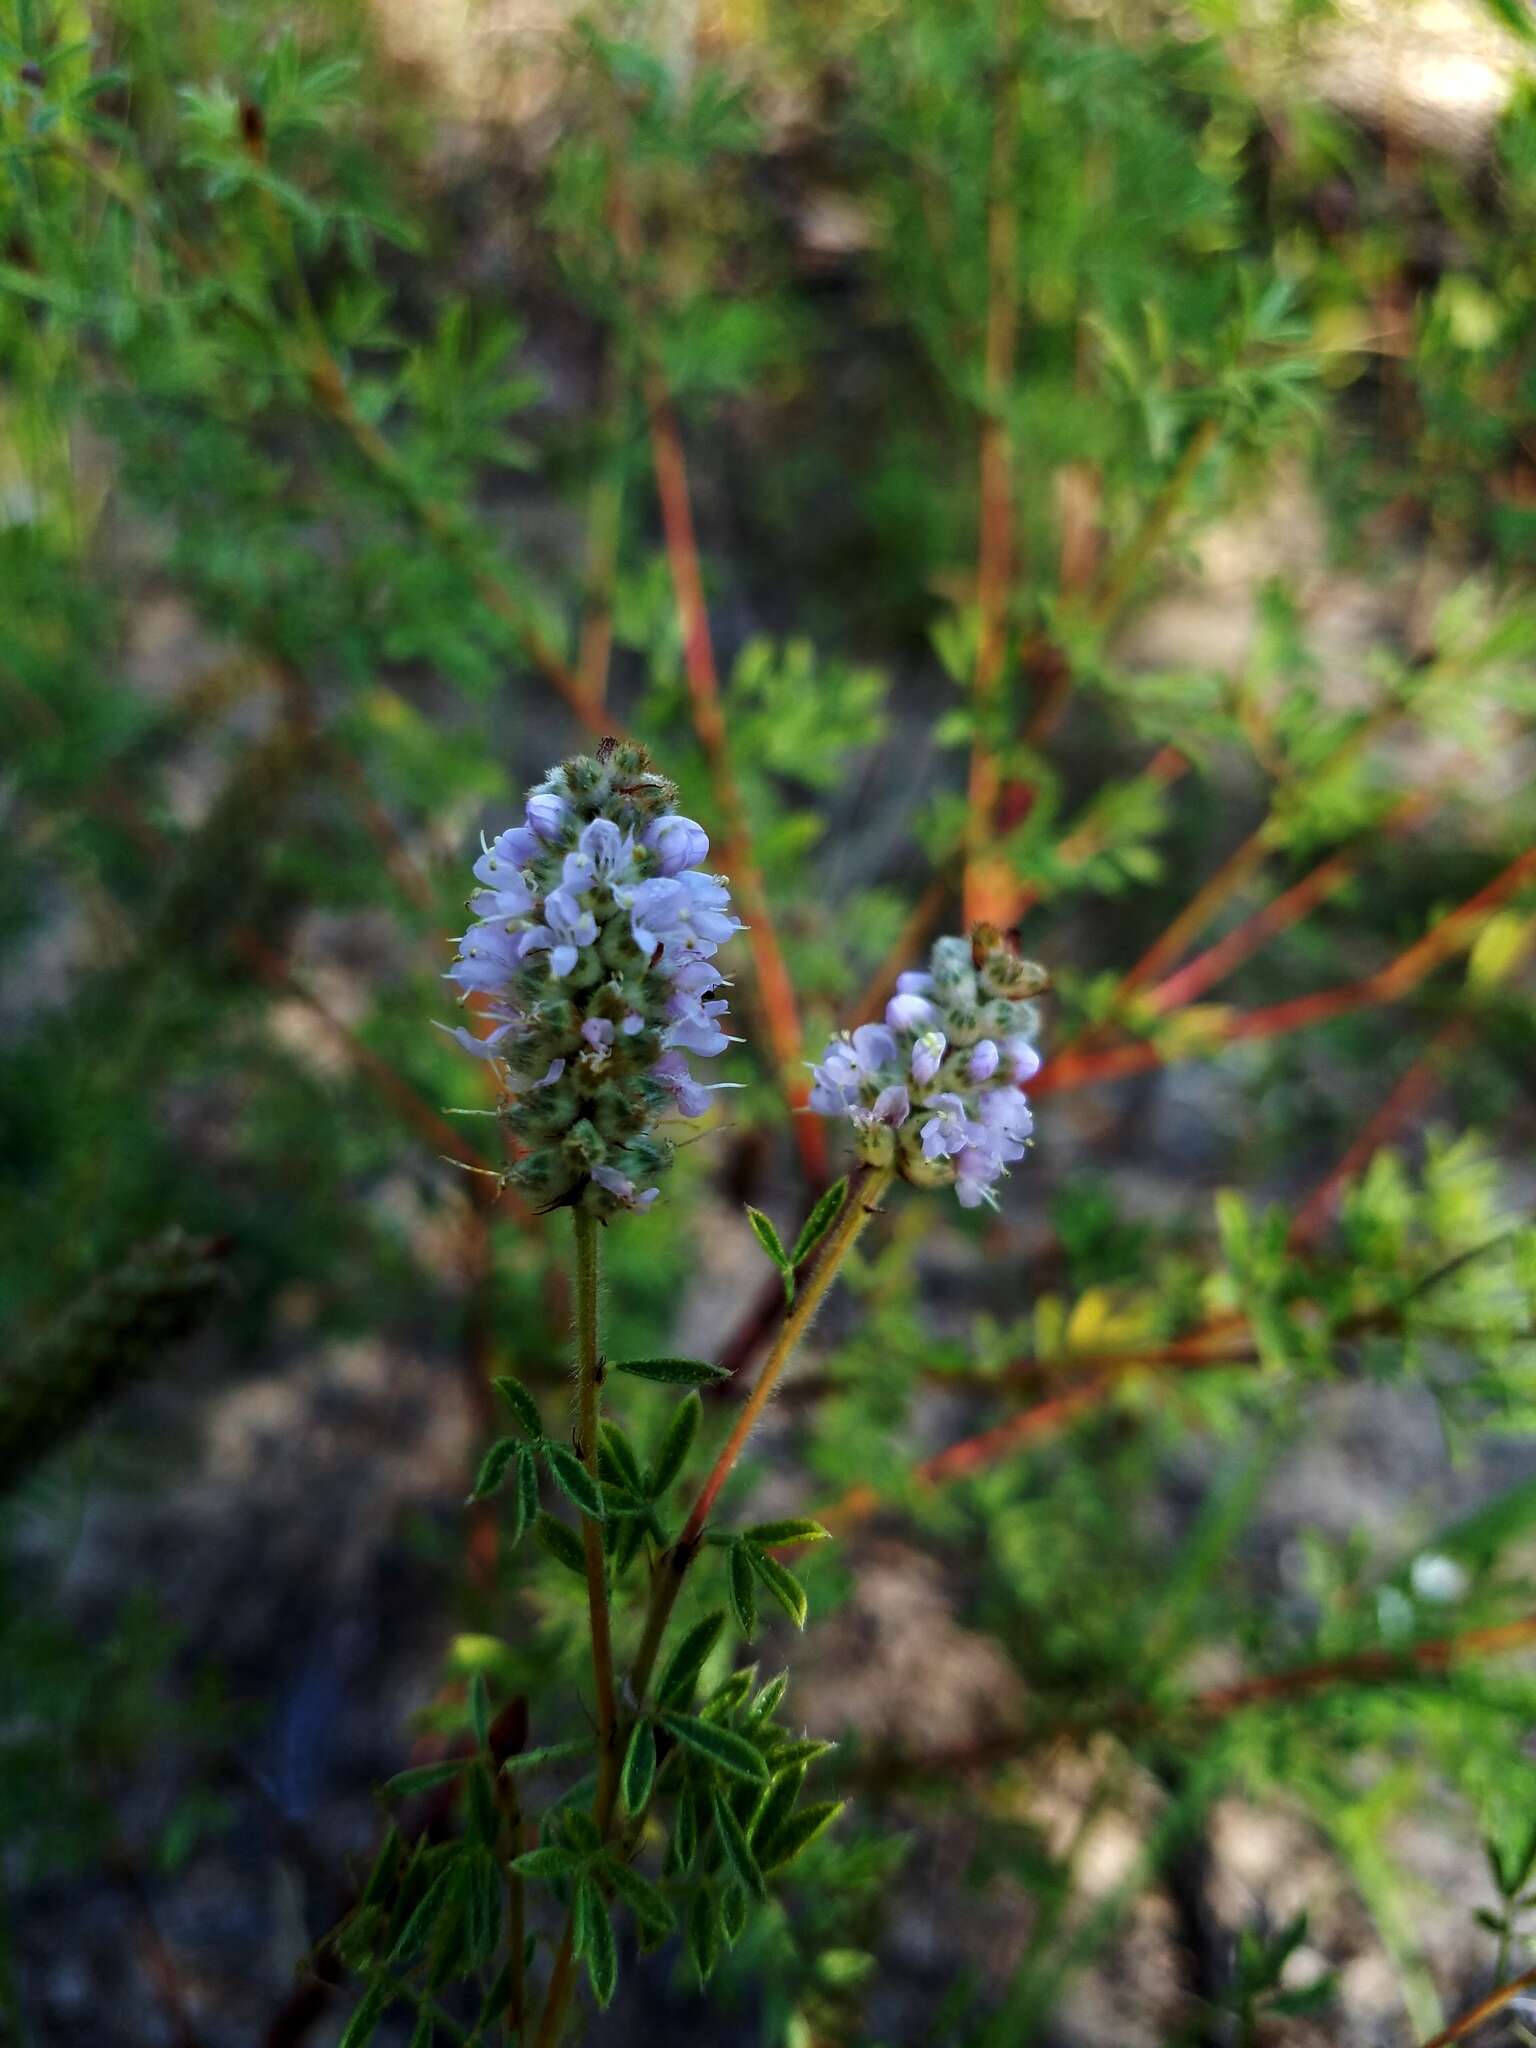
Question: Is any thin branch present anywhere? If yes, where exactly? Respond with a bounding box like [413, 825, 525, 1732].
[1417, 1962, 1536, 2048]
[636, 354, 826, 1185]
[1035, 844, 1536, 1098]
[629, 1166, 893, 1706]
[962, 34, 1022, 930]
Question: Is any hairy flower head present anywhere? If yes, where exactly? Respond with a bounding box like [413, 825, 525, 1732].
[810, 930, 1045, 1208]
[442, 742, 739, 1216]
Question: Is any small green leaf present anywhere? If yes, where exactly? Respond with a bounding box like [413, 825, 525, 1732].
[720, 1881, 748, 1946]
[598, 1419, 644, 1493]
[760, 1799, 845, 1873]
[361, 1826, 403, 1906]
[501, 1739, 593, 1777]
[389, 1863, 457, 1961]
[790, 1177, 848, 1267]
[729, 1542, 757, 1639]
[764, 1736, 836, 1771]
[604, 1855, 676, 1934]
[746, 1206, 794, 1299]
[746, 1544, 809, 1629]
[660, 1712, 770, 1785]
[711, 1788, 767, 1901]
[687, 1883, 721, 1983]
[748, 1672, 788, 1724]
[517, 1444, 540, 1529]
[706, 1663, 757, 1713]
[741, 1518, 830, 1548]
[648, 1392, 702, 1499]
[462, 1845, 502, 1960]
[534, 1512, 588, 1580]
[576, 1875, 617, 2007]
[666, 1784, 699, 1876]
[380, 1759, 468, 1800]
[656, 1610, 725, 1708]
[492, 1375, 543, 1439]
[338, 1979, 392, 2048]
[469, 1673, 490, 1749]
[511, 1846, 580, 1883]
[468, 1437, 519, 1502]
[750, 1764, 803, 1851]
[614, 1355, 729, 1385]
[622, 1718, 656, 1815]
[544, 1442, 606, 1521]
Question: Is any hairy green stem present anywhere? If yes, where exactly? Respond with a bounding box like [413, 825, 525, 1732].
[573, 1210, 620, 1827]
[531, 1213, 618, 2048]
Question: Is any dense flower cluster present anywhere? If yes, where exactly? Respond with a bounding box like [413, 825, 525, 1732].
[810, 930, 1045, 1208]
[442, 743, 739, 1216]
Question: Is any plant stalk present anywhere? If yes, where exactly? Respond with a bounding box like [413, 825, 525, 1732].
[629, 1164, 894, 1706]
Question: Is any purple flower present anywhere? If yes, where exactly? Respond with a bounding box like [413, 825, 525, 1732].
[967, 1039, 1000, 1082]
[644, 813, 710, 876]
[1004, 1036, 1041, 1085]
[851, 1023, 898, 1071]
[526, 791, 568, 842]
[886, 990, 938, 1032]
[591, 1164, 660, 1211]
[807, 928, 1042, 1207]
[871, 1084, 910, 1126]
[472, 825, 539, 886]
[910, 1031, 947, 1087]
[440, 742, 740, 1216]
[920, 1093, 974, 1161]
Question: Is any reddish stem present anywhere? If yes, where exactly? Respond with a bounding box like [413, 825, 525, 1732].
[640, 372, 826, 1186]
[962, 43, 1021, 930]
[1034, 845, 1536, 1098]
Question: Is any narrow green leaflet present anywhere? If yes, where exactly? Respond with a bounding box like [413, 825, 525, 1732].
[461, 1845, 502, 1961]
[720, 1881, 748, 1946]
[388, 1863, 457, 1962]
[648, 1392, 702, 1498]
[621, 1717, 656, 1814]
[467, 1436, 519, 1503]
[501, 1738, 593, 1777]
[603, 1854, 676, 1935]
[746, 1206, 794, 1300]
[750, 1763, 803, 1851]
[656, 1609, 725, 1707]
[659, 1711, 770, 1785]
[574, 1874, 617, 2007]
[687, 1882, 721, 1984]
[510, 1845, 580, 1883]
[711, 1787, 767, 1901]
[543, 1442, 605, 1521]
[491, 1374, 543, 1439]
[740, 1518, 830, 1548]
[746, 1543, 809, 1629]
[729, 1540, 757, 1639]
[517, 1444, 540, 1530]
[790, 1176, 847, 1267]
[613, 1355, 729, 1385]
[534, 1512, 588, 1580]
[760, 1799, 845, 1873]
[380, 1758, 468, 1800]
[469, 1672, 489, 1749]
[597, 1418, 644, 1493]
[748, 1672, 788, 1723]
